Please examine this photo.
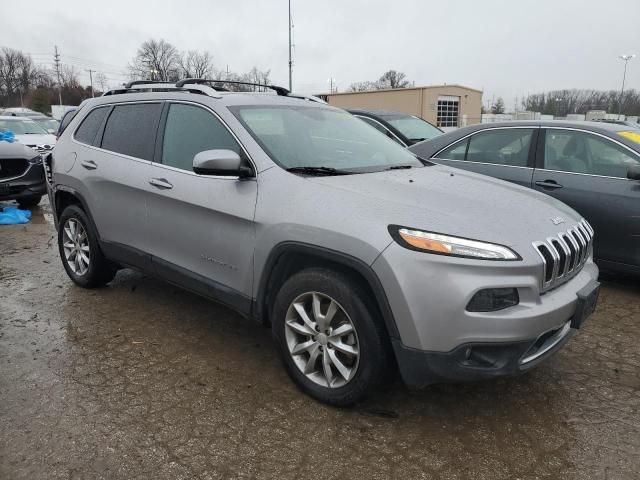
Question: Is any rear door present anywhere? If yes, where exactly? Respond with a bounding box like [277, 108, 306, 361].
[431, 127, 537, 188]
[532, 128, 640, 266]
[145, 102, 258, 308]
[73, 102, 161, 267]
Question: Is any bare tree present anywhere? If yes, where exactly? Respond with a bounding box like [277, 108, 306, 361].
[59, 65, 81, 89]
[521, 89, 640, 117]
[378, 70, 410, 89]
[179, 50, 214, 79]
[347, 70, 411, 93]
[94, 72, 109, 93]
[129, 38, 180, 81]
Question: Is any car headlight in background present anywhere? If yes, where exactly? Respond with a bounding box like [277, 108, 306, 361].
[28, 156, 43, 165]
[389, 225, 520, 260]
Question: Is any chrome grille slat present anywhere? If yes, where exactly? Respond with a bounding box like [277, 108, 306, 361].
[533, 220, 594, 292]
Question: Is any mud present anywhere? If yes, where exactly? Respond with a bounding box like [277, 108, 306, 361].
[1, 201, 639, 479]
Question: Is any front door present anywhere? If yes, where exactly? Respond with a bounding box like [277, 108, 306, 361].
[145, 102, 258, 308]
[533, 128, 640, 267]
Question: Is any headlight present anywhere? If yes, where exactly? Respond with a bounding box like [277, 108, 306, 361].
[389, 225, 520, 260]
[28, 156, 43, 165]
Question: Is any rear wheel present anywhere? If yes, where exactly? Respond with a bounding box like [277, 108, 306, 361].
[17, 195, 42, 208]
[272, 268, 390, 406]
[58, 205, 117, 288]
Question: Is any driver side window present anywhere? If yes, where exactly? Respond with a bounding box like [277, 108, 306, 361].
[162, 103, 240, 172]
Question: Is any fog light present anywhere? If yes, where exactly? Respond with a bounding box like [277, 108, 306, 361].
[466, 288, 519, 312]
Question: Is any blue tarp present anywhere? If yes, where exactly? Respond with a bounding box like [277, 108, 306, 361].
[0, 206, 32, 225]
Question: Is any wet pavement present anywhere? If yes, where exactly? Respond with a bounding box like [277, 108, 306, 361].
[1, 201, 639, 480]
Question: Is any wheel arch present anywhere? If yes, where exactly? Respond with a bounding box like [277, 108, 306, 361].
[53, 187, 101, 240]
[254, 242, 400, 340]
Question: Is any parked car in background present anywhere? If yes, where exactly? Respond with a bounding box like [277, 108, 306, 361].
[593, 119, 640, 130]
[0, 116, 56, 156]
[46, 80, 599, 405]
[0, 140, 47, 208]
[349, 109, 443, 146]
[29, 116, 60, 134]
[0, 107, 41, 117]
[410, 121, 640, 274]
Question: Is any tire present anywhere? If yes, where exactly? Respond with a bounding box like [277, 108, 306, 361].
[58, 204, 117, 288]
[17, 195, 42, 208]
[272, 267, 391, 406]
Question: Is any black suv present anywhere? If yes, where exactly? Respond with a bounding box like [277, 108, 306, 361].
[0, 141, 47, 208]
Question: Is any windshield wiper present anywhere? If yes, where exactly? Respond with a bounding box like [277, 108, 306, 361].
[385, 165, 413, 170]
[286, 166, 352, 176]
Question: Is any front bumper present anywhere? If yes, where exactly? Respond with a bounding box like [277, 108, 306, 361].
[0, 164, 46, 202]
[372, 242, 599, 386]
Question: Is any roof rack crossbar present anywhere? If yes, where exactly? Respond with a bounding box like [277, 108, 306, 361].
[176, 78, 290, 96]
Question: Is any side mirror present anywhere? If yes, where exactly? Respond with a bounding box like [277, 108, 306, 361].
[192, 149, 252, 178]
[627, 165, 640, 181]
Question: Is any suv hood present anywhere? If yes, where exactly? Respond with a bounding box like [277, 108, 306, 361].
[307, 165, 581, 248]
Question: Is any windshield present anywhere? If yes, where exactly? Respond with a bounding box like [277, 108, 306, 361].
[234, 106, 423, 172]
[33, 118, 60, 131]
[384, 115, 443, 141]
[0, 119, 49, 135]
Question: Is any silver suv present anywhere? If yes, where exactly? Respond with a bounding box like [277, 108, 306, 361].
[47, 80, 600, 405]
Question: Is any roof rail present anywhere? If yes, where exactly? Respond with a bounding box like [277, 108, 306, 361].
[124, 80, 173, 88]
[176, 78, 290, 96]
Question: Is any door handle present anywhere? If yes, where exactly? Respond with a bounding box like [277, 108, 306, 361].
[148, 178, 173, 189]
[80, 160, 97, 170]
[535, 180, 563, 190]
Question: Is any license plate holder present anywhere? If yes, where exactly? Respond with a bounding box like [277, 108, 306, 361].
[571, 281, 600, 329]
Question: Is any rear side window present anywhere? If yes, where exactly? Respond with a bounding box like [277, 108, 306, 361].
[101, 103, 162, 160]
[74, 107, 108, 145]
[161, 103, 240, 171]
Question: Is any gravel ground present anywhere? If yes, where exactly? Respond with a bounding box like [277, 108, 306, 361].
[1, 201, 639, 480]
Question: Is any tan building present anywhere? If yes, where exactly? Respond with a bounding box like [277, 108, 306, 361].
[319, 84, 483, 128]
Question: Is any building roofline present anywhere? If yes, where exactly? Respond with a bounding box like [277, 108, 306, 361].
[321, 84, 483, 96]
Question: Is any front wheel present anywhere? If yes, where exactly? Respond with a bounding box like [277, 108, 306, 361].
[58, 205, 117, 288]
[272, 268, 390, 406]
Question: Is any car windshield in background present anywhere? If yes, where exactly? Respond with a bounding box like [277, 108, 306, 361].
[384, 115, 443, 142]
[234, 106, 423, 173]
[33, 118, 60, 131]
[0, 119, 49, 135]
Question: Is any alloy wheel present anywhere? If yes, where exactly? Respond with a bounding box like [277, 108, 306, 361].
[284, 292, 360, 388]
[62, 218, 90, 276]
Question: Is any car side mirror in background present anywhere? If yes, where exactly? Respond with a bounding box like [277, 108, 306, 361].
[627, 165, 640, 181]
[192, 149, 252, 178]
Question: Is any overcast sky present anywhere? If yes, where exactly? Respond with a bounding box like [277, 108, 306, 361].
[3, 0, 639, 109]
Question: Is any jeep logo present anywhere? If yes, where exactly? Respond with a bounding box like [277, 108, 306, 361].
[551, 217, 565, 225]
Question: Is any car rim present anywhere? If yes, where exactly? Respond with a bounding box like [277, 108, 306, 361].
[284, 292, 360, 388]
[62, 218, 90, 276]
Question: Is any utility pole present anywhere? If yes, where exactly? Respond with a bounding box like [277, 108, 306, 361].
[86, 69, 95, 97]
[54, 45, 63, 106]
[288, 0, 293, 91]
[618, 54, 636, 119]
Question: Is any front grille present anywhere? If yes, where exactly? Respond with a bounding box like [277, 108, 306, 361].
[0, 158, 29, 179]
[25, 144, 54, 156]
[533, 219, 594, 292]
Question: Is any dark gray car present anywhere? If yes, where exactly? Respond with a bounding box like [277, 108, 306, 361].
[410, 121, 640, 274]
